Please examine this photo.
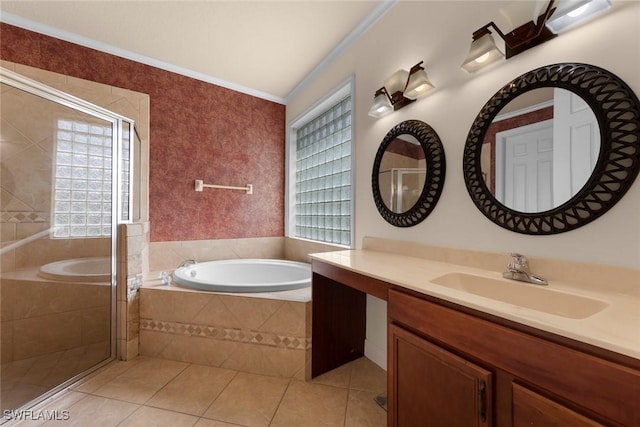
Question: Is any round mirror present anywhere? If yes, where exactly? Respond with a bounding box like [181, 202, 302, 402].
[379, 134, 427, 213]
[373, 120, 445, 227]
[464, 63, 640, 234]
[480, 87, 600, 213]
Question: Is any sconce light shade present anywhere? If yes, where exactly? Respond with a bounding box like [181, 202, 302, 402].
[545, 0, 611, 34]
[368, 61, 434, 119]
[384, 69, 410, 96]
[404, 64, 435, 100]
[368, 88, 394, 118]
[461, 31, 504, 73]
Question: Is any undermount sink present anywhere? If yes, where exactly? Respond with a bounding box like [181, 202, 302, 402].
[431, 273, 608, 319]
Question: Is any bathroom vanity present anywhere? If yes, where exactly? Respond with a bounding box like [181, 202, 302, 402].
[309, 246, 640, 427]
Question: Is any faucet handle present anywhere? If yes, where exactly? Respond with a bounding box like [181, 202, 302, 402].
[509, 253, 529, 267]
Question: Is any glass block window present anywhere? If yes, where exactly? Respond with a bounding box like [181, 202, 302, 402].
[294, 96, 352, 246]
[53, 119, 113, 238]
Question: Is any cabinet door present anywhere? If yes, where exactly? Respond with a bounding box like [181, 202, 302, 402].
[512, 383, 604, 426]
[389, 323, 492, 427]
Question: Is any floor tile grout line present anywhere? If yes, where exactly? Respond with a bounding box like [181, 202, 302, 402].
[198, 369, 241, 421]
[266, 376, 293, 427]
[138, 360, 191, 407]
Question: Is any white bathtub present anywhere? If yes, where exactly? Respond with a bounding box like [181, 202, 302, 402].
[38, 256, 111, 282]
[172, 259, 311, 293]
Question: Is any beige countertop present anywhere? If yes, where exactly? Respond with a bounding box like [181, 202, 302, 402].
[310, 249, 640, 360]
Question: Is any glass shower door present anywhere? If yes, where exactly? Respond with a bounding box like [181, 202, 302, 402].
[0, 71, 124, 412]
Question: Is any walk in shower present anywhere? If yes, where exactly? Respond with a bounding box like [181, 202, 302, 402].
[0, 68, 136, 414]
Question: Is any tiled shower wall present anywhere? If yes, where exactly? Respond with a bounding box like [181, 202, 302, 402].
[1, 61, 151, 362]
[0, 61, 149, 275]
[1, 23, 286, 243]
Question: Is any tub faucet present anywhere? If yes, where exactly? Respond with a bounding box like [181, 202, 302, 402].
[178, 259, 197, 268]
[502, 253, 547, 286]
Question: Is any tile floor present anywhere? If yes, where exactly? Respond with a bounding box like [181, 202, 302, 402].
[6, 356, 387, 427]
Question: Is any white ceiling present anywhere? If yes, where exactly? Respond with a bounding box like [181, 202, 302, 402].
[0, 1, 392, 104]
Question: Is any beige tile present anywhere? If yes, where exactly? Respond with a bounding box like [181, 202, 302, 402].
[119, 406, 199, 427]
[146, 364, 236, 416]
[40, 394, 139, 427]
[2, 320, 14, 363]
[193, 419, 242, 427]
[92, 357, 187, 404]
[270, 380, 348, 427]
[258, 346, 306, 378]
[191, 295, 243, 328]
[0, 382, 49, 413]
[203, 372, 289, 427]
[144, 333, 237, 367]
[80, 306, 111, 345]
[258, 301, 306, 337]
[345, 389, 387, 427]
[72, 359, 144, 393]
[218, 295, 284, 331]
[220, 342, 278, 377]
[138, 330, 173, 358]
[311, 360, 353, 389]
[13, 312, 83, 360]
[13, 391, 87, 427]
[139, 288, 212, 324]
[349, 357, 387, 394]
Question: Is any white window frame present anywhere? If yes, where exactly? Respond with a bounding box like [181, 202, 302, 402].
[285, 76, 355, 248]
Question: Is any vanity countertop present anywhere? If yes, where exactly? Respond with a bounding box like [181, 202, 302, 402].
[309, 249, 640, 360]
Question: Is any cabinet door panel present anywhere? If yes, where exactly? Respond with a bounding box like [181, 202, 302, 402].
[389, 323, 492, 427]
[512, 383, 603, 426]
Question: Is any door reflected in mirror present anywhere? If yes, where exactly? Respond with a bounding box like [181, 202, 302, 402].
[481, 88, 600, 213]
[379, 135, 426, 213]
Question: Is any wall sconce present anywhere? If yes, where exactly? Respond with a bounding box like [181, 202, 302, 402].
[368, 61, 434, 118]
[462, 0, 612, 73]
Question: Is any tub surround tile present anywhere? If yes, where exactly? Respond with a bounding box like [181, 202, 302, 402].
[139, 285, 311, 378]
[142, 333, 239, 368]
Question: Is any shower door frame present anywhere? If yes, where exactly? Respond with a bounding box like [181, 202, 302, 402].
[0, 67, 132, 409]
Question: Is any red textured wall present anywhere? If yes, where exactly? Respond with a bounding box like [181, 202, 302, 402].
[1, 23, 285, 241]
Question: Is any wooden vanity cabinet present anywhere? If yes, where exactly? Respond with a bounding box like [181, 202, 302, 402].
[390, 323, 492, 426]
[388, 288, 640, 427]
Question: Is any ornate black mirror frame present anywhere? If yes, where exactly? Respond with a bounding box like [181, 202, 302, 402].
[463, 63, 640, 235]
[372, 119, 446, 227]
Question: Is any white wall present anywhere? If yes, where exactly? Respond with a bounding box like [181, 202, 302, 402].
[286, 1, 640, 368]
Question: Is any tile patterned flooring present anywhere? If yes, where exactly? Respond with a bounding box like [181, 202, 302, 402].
[7, 356, 387, 426]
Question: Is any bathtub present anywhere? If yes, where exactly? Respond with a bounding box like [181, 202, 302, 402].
[38, 256, 112, 282]
[172, 259, 311, 293]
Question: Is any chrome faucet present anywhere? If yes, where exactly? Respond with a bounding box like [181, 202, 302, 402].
[503, 253, 547, 286]
[178, 259, 197, 268]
